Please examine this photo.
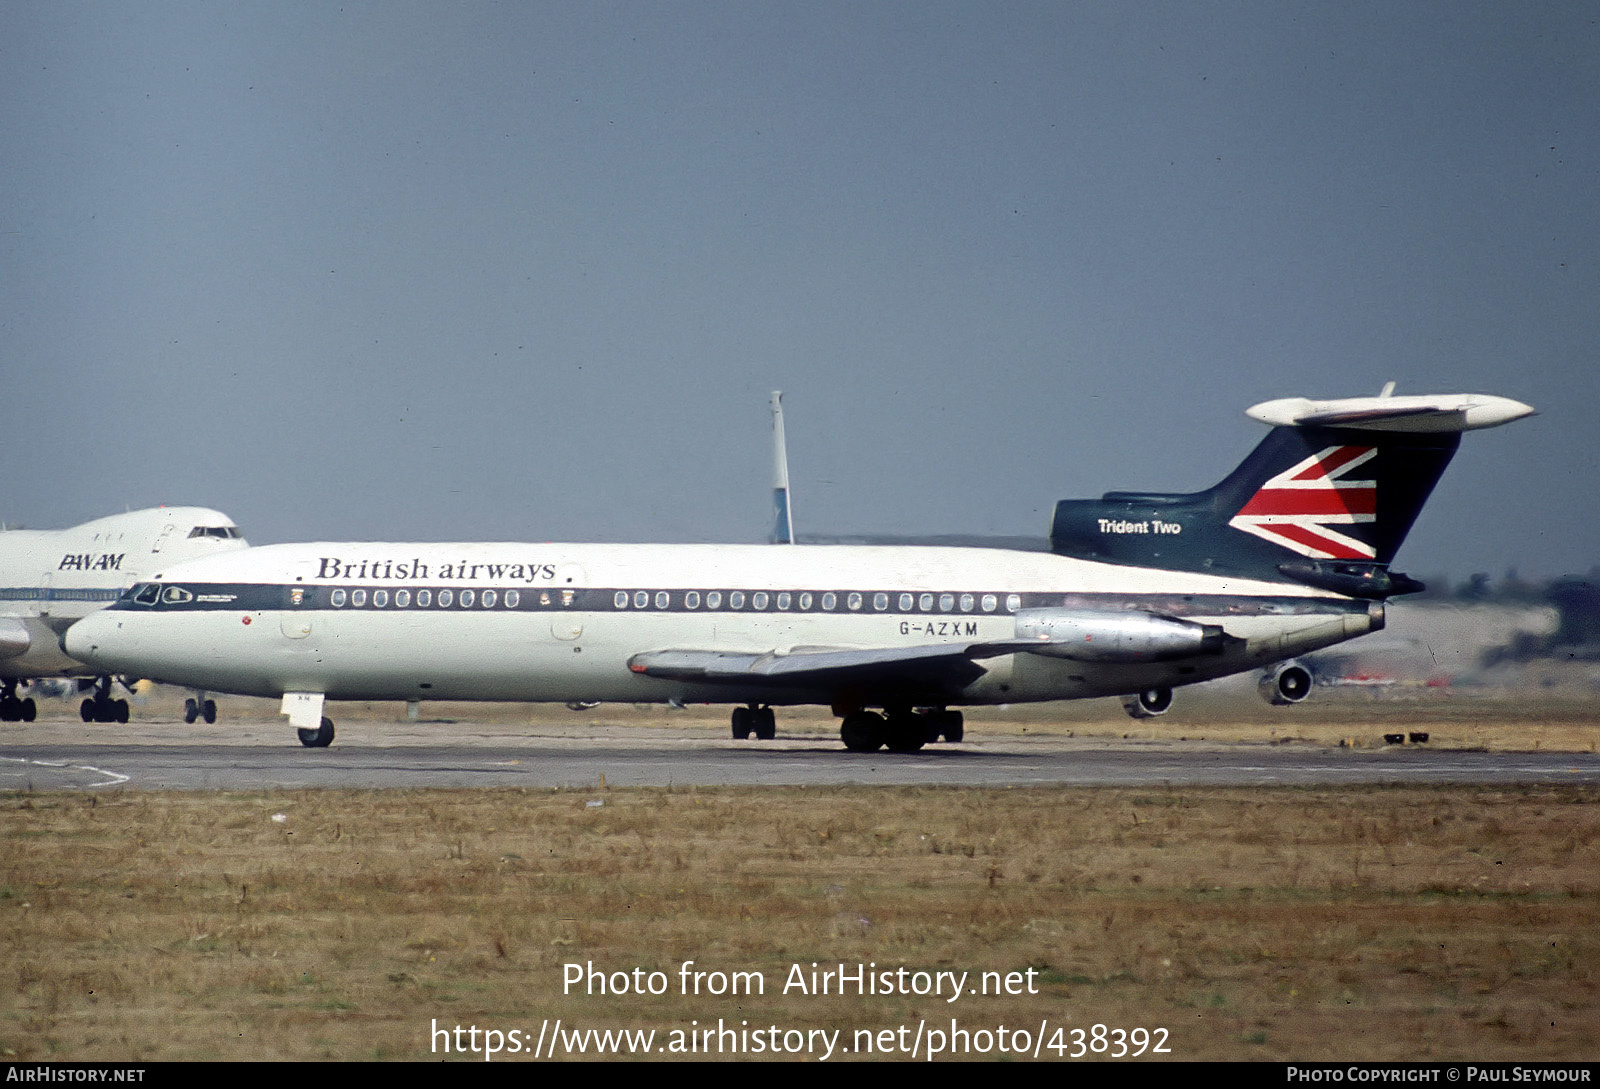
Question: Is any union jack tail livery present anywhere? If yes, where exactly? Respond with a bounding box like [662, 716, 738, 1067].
[1050, 389, 1532, 597]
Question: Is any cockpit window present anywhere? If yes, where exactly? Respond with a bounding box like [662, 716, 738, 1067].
[162, 586, 194, 604]
[187, 526, 242, 539]
[132, 583, 161, 605]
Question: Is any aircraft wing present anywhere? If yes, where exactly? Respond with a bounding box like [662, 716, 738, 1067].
[627, 640, 1026, 692]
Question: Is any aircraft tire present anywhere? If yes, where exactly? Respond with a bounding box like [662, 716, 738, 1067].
[731, 706, 753, 740]
[20, 698, 35, 722]
[0, 697, 15, 722]
[1122, 687, 1173, 719]
[937, 710, 964, 742]
[754, 706, 776, 740]
[184, 698, 199, 724]
[114, 699, 129, 724]
[840, 711, 885, 753]
[203, 699, 217, 724]
[298, 717, 335, 748]
[81, 699, 96, 723]
[884, 713, 926, 753]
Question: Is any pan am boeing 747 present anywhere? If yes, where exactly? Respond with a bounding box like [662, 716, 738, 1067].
[65, 389, 1531, 749]
[1, 507, 247, 722]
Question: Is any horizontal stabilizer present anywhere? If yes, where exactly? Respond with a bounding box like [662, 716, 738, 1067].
[1246, 393, 1533, 433]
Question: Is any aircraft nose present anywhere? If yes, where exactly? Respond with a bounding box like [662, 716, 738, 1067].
[63, 611, 117, 664]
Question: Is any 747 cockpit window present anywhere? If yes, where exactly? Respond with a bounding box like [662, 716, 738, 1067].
[187, 526, 242, 539]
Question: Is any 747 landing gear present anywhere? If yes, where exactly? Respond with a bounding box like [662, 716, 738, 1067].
[184, 695, 218, 724]
[0, 681, 36, 722]
[731, 704, 776, 740]
[79, 676, 129, 723]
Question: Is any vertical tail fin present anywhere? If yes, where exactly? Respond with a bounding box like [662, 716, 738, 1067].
[770, 390, 796, 545]
[1050, 391, 1532, 595]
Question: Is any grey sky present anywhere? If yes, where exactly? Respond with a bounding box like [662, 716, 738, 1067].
[4, 2, 1595, 580]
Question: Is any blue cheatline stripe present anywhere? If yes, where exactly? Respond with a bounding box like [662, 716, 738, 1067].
[0, 587, 121, 603]
[104, 581, 1369, 621]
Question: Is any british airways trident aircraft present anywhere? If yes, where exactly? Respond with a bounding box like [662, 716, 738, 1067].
[65, 389, 1531, 750]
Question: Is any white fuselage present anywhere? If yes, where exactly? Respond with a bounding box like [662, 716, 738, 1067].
[0, 508, 247, 680]
[65, 540, 1380, 707]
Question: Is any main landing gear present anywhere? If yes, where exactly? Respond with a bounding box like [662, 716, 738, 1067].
[731, 704, 776, 740]
[0, 681, 36, 722]
[839, 707, 963, 753]
[1121, 687, 1173, 719]
[79, 676, 130, 723]
[184, 695, 218, 724]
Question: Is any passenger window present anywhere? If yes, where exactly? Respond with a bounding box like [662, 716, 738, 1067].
[417, 590, 433, 607]
[898, 593, 913, 611]
[981, 594, 996, 612]
[396, 589, 412, 608]
[873, 593, 888, 611]
[686, 591, 700, 609]
[615, 591, 629, 609]
[777, 592, 791, 610]
[482, 590, 497, 608]
[373, 590, 388, 608]
[706, 591, 722, 609]
[351, 589, 367, 607]
[960, 593, 974, 612]
[634, 590, 648, 609]
[1006, 593, 1021, 612]
[847, 592, 862, 611]
[730, 591, 745, 609]
[439, 589, 454, 607]
[752, 592, 769, 610]
[461, 589, 475, 607]
[822, 592, 837, 610]
[506, 590, 520, 608]
[798, 592, 812, 610]
[655, 591, 669, 609]
[919, 593, 933, 611]
[939, 593, 954, 612]
[330, 589, 347, 608]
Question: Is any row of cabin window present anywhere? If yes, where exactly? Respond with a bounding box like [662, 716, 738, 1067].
[329, 587, 523, 609]
[613, 589, 1023, 614]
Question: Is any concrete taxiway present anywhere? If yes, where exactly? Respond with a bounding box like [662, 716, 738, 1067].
[2, 715, 1596, 791]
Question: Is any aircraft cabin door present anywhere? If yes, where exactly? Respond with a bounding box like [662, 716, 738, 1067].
[550, 563, 585, 641]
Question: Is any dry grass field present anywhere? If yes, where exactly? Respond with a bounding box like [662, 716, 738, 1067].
[2, 774, 1597, 1061]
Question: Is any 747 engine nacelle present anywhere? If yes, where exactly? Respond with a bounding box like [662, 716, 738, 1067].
[1012, 608, 1226, 663]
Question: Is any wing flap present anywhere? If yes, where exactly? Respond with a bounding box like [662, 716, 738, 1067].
[628, 642, 1007, 690]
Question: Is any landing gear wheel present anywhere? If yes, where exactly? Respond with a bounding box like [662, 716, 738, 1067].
[753, 706, 776, 740]
[297, 717, 335, 748]
[202, 699, 217, 724]
[930, 709, 964, 742]
[731, 706, 753, 740]
[1122, 687, 1173, 719]
[20, 698, 35, 722]
[840, 711, 886, 753]
[184, 698, 199, 724]
[81, 698, 96, 723]
[884, 712, 927, 753]
[113, 699, 129, 724]
[0, 697, 17, 722]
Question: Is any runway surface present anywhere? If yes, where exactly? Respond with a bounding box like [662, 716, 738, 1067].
[3, 717, 1597, 791]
